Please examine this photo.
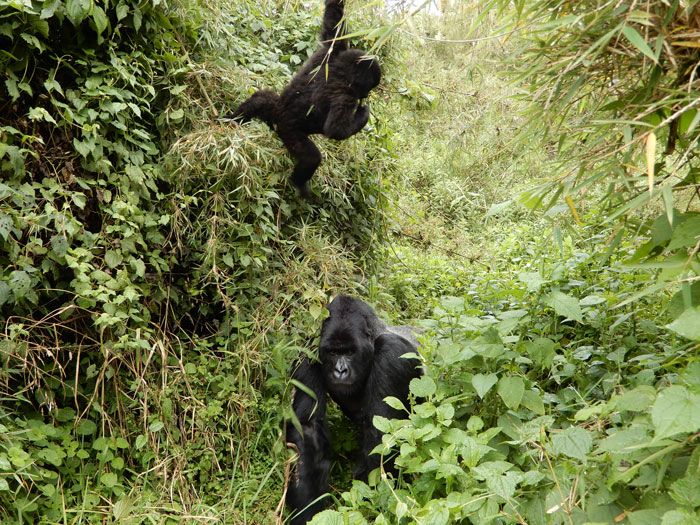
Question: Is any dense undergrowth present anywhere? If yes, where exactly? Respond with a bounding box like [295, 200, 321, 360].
[1, 0, 699, 524]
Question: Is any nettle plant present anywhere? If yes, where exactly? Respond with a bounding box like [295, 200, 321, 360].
[312, 265, 700, 524]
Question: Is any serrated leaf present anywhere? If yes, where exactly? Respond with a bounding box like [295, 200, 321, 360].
[543, 290, 583, 322]
[497, 376, 525, 410]
[550, 427, 592, 461]
[472, 373, 498, 399]
[622, 24, 658, 63]
[410, 376, 436, 397]
[651, 385, 700, 438]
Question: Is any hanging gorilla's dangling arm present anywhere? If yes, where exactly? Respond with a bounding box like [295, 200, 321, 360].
[323, 102, 369, 140]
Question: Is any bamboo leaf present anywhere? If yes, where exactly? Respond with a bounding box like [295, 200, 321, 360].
[622, 24, 659, 63]
[645, 132, 656, 194]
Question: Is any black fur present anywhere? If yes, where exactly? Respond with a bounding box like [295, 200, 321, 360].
[231, 0, 382, 198]
[286, 296, 421, 523]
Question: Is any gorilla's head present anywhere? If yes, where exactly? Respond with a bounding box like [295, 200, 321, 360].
[319, 295, 377, 395]
[339, 50, 381, 98]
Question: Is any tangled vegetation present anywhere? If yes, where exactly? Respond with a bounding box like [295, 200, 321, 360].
[1, 0, 698, 524]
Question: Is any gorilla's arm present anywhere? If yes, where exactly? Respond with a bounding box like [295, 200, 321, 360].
[323, 102, 369, 140]
[286, 359, 331, 525]
[321, 0, 348, 50]
[356, 334, 422, 480]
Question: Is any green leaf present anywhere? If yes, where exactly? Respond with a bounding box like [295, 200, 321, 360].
[523, 338, 556, 369]
[550, 426, 592, 461]
[667, 215, 700, 251]
[543, 290, 583, 322]
[497, 376, 525, 410]
[666, 307, 700, 341]
[50, 235, 68, 257]
[105, 250, 123, 269]
[651, 385, 700, 438]
[383, 396, 406, 411]
[471, 373, 498, 399]
[149, 420, 164, 432]
[65, 0, 90, 26]
[92, 6, 109, 36]
[71, 192, 87, 209]
[521, 390, 545, 415]
[9, 270, 32, 299]
[669, 472, 700, 507]
[0, 479, 8, 491]
[101, 472, 118, 488]
[76, 419, 97, 436]
[518, 271, 546, 292]
[621, 24, 658, 63]
[614, 385, 656, 412]
[135, 435, 147, 449]
[410, 376, 436, 397]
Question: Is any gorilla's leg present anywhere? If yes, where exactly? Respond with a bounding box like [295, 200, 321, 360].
[356, 333, 422, 481]
[230, 89, 280, 127]
[277, 128, 322, 199]
[286, 359, 330, 525]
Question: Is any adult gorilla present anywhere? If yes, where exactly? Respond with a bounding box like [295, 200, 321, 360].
[230, 0, 381, 198]
[286, 296, 422, 524]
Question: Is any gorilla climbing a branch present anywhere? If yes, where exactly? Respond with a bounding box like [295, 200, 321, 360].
[230, 0, 381, 198]
[286, 296, 422, 524]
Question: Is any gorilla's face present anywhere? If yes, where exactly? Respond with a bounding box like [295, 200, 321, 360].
[319, 297, 374, 392]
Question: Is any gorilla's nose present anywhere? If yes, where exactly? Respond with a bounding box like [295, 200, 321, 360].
[334, 362, 349, 380]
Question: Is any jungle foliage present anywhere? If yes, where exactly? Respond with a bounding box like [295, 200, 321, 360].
[1, 0, 699, 524]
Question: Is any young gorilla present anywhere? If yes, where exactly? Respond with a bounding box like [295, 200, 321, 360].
[230, 0, 381, 198]
[286, 296, 422, 524]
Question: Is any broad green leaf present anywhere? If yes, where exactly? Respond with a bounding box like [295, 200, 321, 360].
[497, 376, 525, 410]
[614, 385, 656, 412]
[76, 419, 97, 436]
[92, 6, 109, 36]
[383, 396, 406, 411]
[550, 427, 592, 461]
[410, 376, 436, 397]
[651, 385, 700, 438]
[105, 250, 123, 268]
[621, 24, 658, 63]
[669, 472, 700, 507]
[472, 373, 498, 399]
[518, 271, 546, 292]
[667, 215, 700, 251]
[521, 390, 545, 415]
[543, 291, 583, 322]
[9, 270, 32, 299]
[666, 307, 700, 341]
[65, 0, 90, 25]
[523, 337, 556, 368]
[101, 472, 118, 488]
